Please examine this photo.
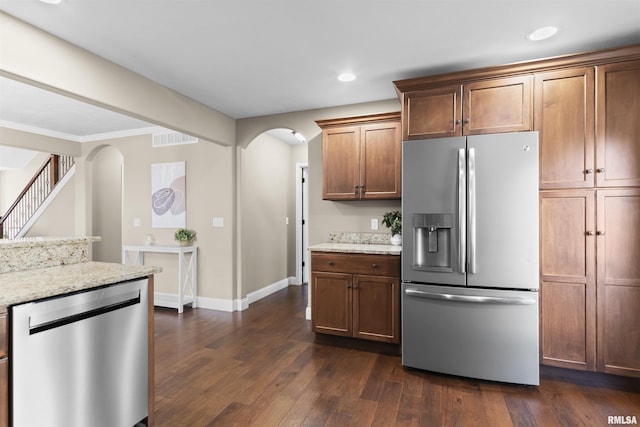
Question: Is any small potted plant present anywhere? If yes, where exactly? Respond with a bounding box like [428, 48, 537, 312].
[382, 211, 402, 246]
[174, 228, 196, 246]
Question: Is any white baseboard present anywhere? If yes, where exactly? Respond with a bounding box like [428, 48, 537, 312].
[154, 276, 296, 313]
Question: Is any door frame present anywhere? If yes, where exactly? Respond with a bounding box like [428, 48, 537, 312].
[295, 162, 310, 318]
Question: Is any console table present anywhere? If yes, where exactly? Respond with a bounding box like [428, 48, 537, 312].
[122, 244, 197, 313]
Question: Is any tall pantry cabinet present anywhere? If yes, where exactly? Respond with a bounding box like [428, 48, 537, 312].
[538, 58, 640, 377]
[394, 45, 640, 378]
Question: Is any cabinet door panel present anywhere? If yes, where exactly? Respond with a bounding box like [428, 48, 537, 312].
[311, 272, 352, 336]
[600, 286, 640, 376]
[596, 60, 640, 187]
[464, 75, 532, 135]
[541, 281, 594, 370]
[597, 188, 640, 377]
[0, 358, 6, 427]
[360, 122, 401, 199]
[535, 68, 595, 189]
[353, 275, 399, 343]
[404, 85, 462, 140]
[322, 126, 360, 200]
[540, 190, 595, 280]
[539, 190, 596, 370]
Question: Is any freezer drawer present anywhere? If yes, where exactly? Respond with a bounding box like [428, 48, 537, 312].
[402, 283, 539, 385]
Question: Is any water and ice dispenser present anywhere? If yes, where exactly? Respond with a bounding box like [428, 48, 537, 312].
[413, 213, 453, 272]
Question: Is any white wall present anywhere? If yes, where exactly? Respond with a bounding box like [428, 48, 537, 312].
[81, 135, 235, 302]
[91, 146, 123, 263]
[241, 133, 291, 294]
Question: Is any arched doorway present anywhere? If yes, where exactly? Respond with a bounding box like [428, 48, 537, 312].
[239, 128, 308, 306]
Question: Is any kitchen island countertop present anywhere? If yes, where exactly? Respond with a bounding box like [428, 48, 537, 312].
[0, 261, 161, 309]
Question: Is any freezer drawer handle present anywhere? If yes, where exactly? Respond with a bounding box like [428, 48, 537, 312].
[404, 288, 536, 305]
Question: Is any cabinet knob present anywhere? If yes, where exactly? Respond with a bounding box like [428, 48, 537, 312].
[347, 284, 352, 289]
[585, 231, 594, 236]
[464, 118, 470, 123]
[596, 168, 605, 173]
[585, 169, 594, 174]
[353, 285, 359, 290]
[596, 231, 606, 236]
[327, 261, 335, 266]
[371, 263, 378, 268]
[455, 119, 461, 125]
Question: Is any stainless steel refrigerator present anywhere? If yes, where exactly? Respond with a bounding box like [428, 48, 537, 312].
[401, 132, 539, 385]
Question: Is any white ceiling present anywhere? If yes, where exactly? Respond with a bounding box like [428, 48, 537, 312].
[0, 0, 639, 140]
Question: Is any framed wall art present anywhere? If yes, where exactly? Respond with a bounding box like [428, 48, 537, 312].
[151, 161, 186, 228]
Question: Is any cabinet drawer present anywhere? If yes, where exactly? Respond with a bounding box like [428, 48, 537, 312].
[311, 252, 400, 276]
[0, 312, 5, 359]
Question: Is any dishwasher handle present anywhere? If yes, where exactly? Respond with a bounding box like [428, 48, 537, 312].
[404, 288, 536, 305]
[29, 289, 141, 335]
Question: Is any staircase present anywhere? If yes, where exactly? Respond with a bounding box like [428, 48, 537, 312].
[0, 154, 75, 239]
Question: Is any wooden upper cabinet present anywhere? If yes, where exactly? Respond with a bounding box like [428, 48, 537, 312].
[596, 60, 640, 188]
[360, 122, 402, 199]
[317, 113, 401, 200]
[403, 85, 462, 140]
[463, 75, 533, 135]
[321, 126, 361, 200]
[401, 76, 532, 139]
[535, 68, 595, 189]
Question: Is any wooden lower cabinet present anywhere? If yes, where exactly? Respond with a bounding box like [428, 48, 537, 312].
[311, 253, 400, 344]
[0, 310, 7, 427]
[540, 189, 640, 377]
[596, 189, 640, 377]
[540, 190, 596, 370]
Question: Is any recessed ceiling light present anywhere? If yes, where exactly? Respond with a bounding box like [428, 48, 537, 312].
[527, 26, 558, 41]
[40, 0, 62, 3]
[292, 131, 306, 143]
[338, 73, 356, 82]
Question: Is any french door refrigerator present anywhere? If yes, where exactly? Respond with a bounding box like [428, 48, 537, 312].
[401, 132, 539, 385]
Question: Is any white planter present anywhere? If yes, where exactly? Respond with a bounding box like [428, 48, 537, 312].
[390, 234, 402, 246]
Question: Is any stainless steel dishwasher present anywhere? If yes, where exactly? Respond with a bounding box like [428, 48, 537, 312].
[11, 278, 149, 427]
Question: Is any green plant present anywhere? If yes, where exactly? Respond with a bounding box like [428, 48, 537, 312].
[382, 211, 402, 235]
[174, 228, 196, 242]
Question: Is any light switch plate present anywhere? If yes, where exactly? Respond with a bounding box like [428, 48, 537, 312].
[133, 217, 141, 227]
[371, 218, 379, 230]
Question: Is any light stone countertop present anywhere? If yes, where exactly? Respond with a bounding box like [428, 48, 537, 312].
[308, 231, 402, 255]
[309, 242, 401, 255]
[0, 261, 161, 309]
[0, 236, 101, 248]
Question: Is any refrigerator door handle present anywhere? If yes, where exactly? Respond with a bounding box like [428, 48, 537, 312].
[457, 148, 466, 274]
[468, 147, 477, 274]
[404, 288, 536, 305]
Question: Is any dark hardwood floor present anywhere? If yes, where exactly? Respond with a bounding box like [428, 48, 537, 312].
[153, 285, 639, 427]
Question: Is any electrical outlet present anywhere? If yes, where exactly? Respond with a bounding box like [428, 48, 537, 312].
[133, 217, 141, 227]
[212, 217, 224, 227]
[371, 218, 379, 230]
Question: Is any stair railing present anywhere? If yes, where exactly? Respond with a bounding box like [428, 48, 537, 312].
[0, 154, 75, 239]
